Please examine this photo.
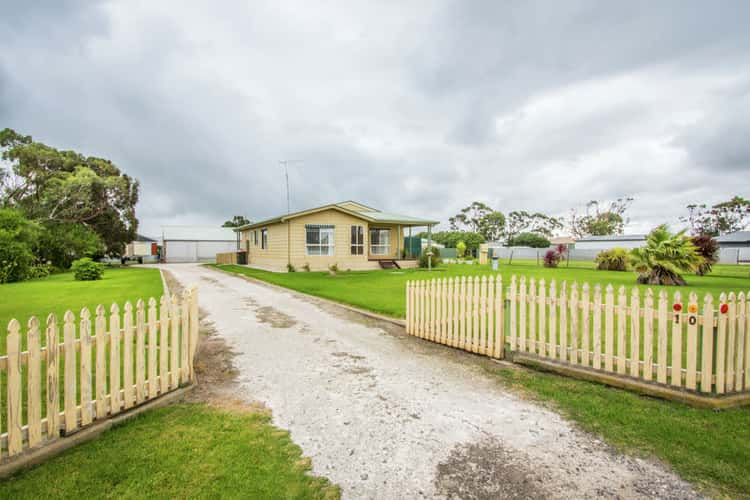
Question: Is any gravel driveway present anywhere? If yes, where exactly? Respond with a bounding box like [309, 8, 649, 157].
[164, 264, 698, 499]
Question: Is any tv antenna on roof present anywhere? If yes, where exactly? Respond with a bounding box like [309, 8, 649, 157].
[278, 160, 303, 214]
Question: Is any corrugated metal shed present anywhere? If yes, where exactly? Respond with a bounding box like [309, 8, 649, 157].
[161, 226, 237, 241]
[715, 231, 750, 244]
[576, 234, 647, 242]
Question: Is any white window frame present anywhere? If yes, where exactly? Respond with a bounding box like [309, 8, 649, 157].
[261, 228, 267, 249]
[350, 225, 364, 255]
[369, 228, 390, 255]
[305, 224, 335, 256]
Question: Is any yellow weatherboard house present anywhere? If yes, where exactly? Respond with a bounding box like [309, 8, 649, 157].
[235, 201, 438, 271]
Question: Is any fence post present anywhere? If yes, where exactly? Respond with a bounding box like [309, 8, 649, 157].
[7, 319, 22, 455]
[190, 286, 199, 382]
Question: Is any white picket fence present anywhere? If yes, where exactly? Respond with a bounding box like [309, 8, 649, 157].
[406, 275, 750, 397]
[1, 287, 198, 460]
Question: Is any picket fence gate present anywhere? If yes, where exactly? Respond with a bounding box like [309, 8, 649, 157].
[406, 275, 750, 397]
[1, 287, 199, 460]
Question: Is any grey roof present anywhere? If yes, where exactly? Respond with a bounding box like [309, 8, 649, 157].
[577, 234, 646, 242]
[715, 231, 750, 243]
[134, 233, 156, 242]
[161, 225, 237, 241]
[234, 201, 438, 230]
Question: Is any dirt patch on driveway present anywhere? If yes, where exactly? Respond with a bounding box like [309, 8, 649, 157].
[255, 306, 298, 328]
[435, 439, 551, 499]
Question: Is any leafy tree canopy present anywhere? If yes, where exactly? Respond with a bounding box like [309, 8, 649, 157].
[505, 211, 562, 243]
[507, 232, 551, 248]
[568, 198, 632, 238]
[0, 128, 139, 255]
[681, 196, 750, 236]
[449, 201, 505, 242]
[222, 215, 252, 228]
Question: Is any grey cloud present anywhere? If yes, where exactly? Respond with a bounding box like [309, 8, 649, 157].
[1, 1, 749, 237]
[674, 82, 750, 172]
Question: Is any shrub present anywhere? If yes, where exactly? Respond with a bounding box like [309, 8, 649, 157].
[419, 246, 442, 268]
[690, 234, 719, 276]
[328, 263, 339, 275]
[286, 263, 296, 272]
[71, 257, 104, 281]
[302, 263, 311, 272]
[456, 240, 467, 258]
[543, 249, 560, 268]
[595, 248, 629, 271]
[507, 232, 552, 248]
[28, 262, 55, 279]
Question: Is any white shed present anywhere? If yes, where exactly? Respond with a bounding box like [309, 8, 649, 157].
[574, 234, 646, 251]
[162, 226, 238, 263]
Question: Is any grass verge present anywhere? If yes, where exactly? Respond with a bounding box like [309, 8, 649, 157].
[0, 266, 165, 339]
[210, 261, 750, 319]
[483, 362, 750, 498]
[0, 403, 339, 499]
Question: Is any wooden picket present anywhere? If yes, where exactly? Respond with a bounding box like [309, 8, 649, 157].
[1, 288, 199, 459]
[404, 274, 750, 401]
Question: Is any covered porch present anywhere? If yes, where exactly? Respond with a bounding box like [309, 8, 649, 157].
[364, 215, 439, 267]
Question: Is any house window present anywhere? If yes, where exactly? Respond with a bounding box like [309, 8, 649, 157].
[254, 230, 258, 245]
[305, 224, 335, 256]
[261, 228, 267, 249]
[350, 225, 364, 255]
[369, 228, 390, 255]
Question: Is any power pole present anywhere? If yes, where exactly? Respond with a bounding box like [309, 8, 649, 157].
[279, 160, 303, 214]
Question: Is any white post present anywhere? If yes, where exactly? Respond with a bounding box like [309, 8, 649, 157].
[427, 224, 432, 270]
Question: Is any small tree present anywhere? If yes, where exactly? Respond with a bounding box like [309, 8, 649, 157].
[456, 240, 467, 258]
[690, 234, 719, 276]
[629, 225, 702, 285]
[543, 249, 561, 268]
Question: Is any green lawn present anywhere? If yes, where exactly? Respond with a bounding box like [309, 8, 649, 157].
[0, 267, 165, 342]
[484, 362, 750, 498]
[0, 403, 339, 499]
[211, 260, 750, 318]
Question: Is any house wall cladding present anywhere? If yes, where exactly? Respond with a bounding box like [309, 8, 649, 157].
[241, 208, 406, 271]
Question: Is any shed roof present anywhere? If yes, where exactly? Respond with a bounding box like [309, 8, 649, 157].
[715, 230, 750, 243]
[234, 201, 439, 231]
[161, 225, 237, 241]
[576, 234, 646, 242]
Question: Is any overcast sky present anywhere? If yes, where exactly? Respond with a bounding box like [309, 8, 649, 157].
[2, 1, 749, 238]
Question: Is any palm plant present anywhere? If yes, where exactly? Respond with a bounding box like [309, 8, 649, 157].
[629, 225, 702, 285]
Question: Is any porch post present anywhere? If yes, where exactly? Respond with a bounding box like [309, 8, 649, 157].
[397, 225, 401, 259]
[427, 224, 432, 270]
[408, 226, 412, 258]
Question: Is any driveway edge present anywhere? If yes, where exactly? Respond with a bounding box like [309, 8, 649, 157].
[206, 265, 407, 328]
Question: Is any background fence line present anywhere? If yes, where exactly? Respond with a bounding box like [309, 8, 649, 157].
[1, 287, 199, 460]
[406, 275, 750, 399]
[487, 246, 750, 265]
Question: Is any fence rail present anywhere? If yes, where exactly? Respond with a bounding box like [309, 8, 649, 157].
[406, 275, 750, 400]
[1, 287, 199, 460]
